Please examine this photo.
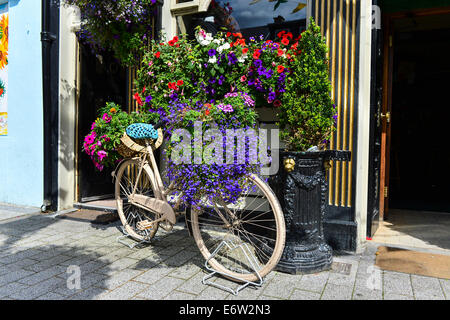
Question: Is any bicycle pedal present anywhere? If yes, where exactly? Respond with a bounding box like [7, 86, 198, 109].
[137, 220, 154, 231]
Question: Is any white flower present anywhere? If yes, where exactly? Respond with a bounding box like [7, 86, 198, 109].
[238, 55, 247, 63]
[208, 56, 217, 64]
[213, 39, 221, 45]
[217, 42, 231, 53]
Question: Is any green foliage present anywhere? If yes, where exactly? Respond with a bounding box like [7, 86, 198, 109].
[279, 18, 337, 151]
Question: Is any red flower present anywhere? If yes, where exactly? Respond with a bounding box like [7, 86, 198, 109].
[273, 100, 282, 108]
[277, 49, 284, 57]
[168, 82, 179, 90]
[242, 48, 249, 55]
[281, 37, 290, 46]
[172, 36, 179, 43]
[205, 109, 210, 116]
[285, 32, 293, 39]
[253, 49, 261, 59]
[226, 32, 231, 37]
[277, 65, 285, 73]
[133, 93, 143, 106]
[277, 30, 286, 38]
[177, 79, 184, 86]
[155, 51, 161, 58]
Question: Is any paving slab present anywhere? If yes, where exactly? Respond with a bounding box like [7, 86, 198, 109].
[0, 211, 448, 301]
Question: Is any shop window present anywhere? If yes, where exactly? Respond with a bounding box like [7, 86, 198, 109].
[176, 0, 307, 41]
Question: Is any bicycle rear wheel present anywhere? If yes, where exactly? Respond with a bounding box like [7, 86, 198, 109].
[115, 158, 160, 241]
[189, 173, 285, 282]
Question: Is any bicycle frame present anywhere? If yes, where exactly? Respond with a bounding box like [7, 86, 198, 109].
[124, 141, 177, 229]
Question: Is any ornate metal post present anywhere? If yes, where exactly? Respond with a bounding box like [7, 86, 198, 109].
[270, 150, 351, 274]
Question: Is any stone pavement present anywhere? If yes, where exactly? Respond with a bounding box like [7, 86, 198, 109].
[0, 212, 448, 300]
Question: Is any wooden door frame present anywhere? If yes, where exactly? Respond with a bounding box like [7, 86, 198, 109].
[379, 5, 450, 220]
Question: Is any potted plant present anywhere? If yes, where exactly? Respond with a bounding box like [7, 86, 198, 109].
[269, 19, 351, 274]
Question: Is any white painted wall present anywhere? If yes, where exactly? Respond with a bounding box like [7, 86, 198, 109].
[161, 0, 177, 39]
[58, 2, 80, 210]
[354, 0, 373, 252]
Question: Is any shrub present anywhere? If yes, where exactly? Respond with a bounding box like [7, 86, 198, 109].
[278, 19, 337, 151]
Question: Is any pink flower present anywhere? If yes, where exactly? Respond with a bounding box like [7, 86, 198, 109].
[240, 75, 247, 83]
[97, 150, 107, 161]
[93, 160, 104, 171]
[102, 113, 112, 123]
[101, 135, 111, 142]
[91, 122, 97, 130]
[84, 133, 96, 145]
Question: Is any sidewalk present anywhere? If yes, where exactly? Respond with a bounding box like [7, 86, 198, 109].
[0, 203, 41, 221]
[0, 211, 448, 300]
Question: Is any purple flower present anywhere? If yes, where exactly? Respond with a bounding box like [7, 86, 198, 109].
[268, 91, 276, 102]
[208, 49, 217, 56]
[227, 52, 238, 65]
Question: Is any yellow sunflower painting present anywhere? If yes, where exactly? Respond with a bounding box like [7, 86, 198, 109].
[0, 11, 7, 136]
[0, 14, 8, 50]
[0, 13, 8, 70]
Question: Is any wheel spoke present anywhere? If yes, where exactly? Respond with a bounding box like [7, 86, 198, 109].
[116, 160, 159, 241]
[190, 174, 284, 281]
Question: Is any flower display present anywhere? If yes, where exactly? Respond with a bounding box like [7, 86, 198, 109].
[132, 24, 332, 205]
[65, 0, 158, 67]
[82, 16, 337, 207]
[82, 102, 160, 170]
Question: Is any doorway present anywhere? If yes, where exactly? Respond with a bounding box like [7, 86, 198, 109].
[373, 7, 450, 252]
[389, 16, 450, 213]
[76, 43, 128, 204]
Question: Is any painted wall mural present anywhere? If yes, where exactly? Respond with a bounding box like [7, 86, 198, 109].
[0, 5, 8, 136]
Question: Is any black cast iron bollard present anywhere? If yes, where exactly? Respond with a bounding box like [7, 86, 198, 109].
[269, 150, 351, 275]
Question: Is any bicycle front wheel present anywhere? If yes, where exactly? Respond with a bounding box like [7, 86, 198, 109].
[189, 173, 286, 282]
[115, 158, 160, 241]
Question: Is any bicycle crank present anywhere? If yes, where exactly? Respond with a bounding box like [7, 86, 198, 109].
[128, 194, 177, 225]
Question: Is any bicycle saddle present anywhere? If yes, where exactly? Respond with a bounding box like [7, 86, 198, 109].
[126, 123, 159, 140]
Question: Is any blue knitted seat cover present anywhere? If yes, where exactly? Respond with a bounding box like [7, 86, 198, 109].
[126, 123, 159, 140]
